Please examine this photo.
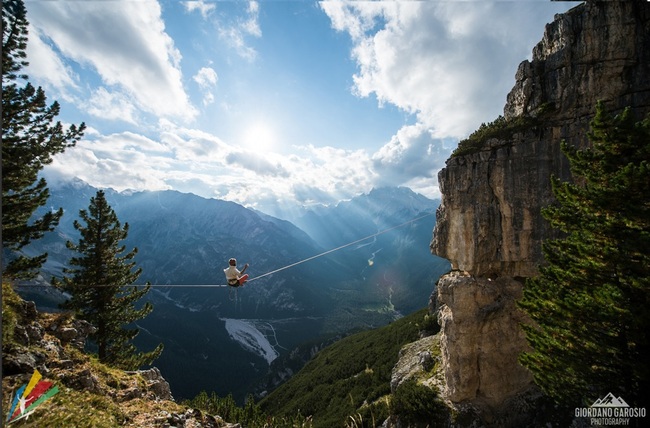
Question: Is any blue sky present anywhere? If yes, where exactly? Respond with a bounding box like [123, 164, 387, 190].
[24, 0, 578, 218]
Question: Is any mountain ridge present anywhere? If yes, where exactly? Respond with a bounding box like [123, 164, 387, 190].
[11, 178, 450, 402]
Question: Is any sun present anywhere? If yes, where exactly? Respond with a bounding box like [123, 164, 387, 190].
[242, 121, 277, 152]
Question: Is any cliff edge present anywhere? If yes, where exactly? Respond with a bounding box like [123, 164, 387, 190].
[430, 1, 650, 424]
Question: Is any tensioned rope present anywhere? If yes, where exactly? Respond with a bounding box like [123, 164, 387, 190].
[245, 212, 434, 284]
[18, 212, 435, 288]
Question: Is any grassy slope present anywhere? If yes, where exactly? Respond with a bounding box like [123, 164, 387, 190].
[259, 308, 430, 427]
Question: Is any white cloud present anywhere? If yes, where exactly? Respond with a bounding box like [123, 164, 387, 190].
[43, 121, 390, 213]
[26, 0, 197, 122]
[184, 0, 216, 19]
[218, 1, 262, 61]
[193, 67, 218, 87]
[226, 151, 290, 178]
[371, 124, 451, 187]
[25, 24, 79, 96]
[321, 1, 573, 138]
[320, 1, 387, 40]
[44, 134, 173, 193]
[193, 67, 219, 106]
[158, 121, 229, 162]
[243, 1, 262, 38]
[86, 87, 138, 124]
[315, 0, 576, 204]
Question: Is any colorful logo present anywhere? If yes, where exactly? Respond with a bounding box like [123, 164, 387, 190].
[5, 370, 59, 424]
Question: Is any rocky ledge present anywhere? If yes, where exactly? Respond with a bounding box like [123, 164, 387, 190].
[2, 290, 240, 427]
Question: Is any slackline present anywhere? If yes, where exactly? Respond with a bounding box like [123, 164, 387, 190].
[17, 212, 435, 288]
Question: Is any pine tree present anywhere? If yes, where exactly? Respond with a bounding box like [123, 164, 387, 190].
[519, 102, 650, 408]
[58, 190, 163, 370]
[2, 0, 85, 278]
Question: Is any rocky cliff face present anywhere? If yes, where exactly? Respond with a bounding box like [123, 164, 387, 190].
[430, 1, 650, 424]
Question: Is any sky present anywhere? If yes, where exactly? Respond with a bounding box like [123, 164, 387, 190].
[24, 0, 579, 218]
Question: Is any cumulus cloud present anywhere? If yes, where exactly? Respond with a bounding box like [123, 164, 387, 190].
[43, 133, 174, 193]
[226, 151, 290, 178]
[158, 120, 229, 162]
[86, 87, 138, 124]
[372, 124, 451, 186]
[43, 120, 386, 214]
[25, 24, 79, 96]
[321, 1, 564, 139]
[317, 0, 574, 202]
[26, 0, 197, 122]
[194, 67, 218, 87]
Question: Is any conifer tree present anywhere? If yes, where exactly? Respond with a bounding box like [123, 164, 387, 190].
[2, 0, 85, 278]
[519, 102, 650, 408]
[58, 190, 163, 370]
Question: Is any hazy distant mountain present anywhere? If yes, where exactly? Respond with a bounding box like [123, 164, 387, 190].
[293, 187, 450, 315]
[295, 187, 438, 248]
[14, 179, 450, 402]
[30, 179, 343, 314]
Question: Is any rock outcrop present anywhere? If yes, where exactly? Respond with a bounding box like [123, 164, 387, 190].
[390, 334, 439, 393]
[430, 1, 650, 425]
[435, 272, 530, 409]
[1, 287, 240, 427]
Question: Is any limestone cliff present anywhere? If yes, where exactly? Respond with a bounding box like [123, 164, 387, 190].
[429, 1, 650, 425]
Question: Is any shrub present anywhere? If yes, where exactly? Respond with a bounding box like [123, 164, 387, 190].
[452, 105, 555, 158]
[183, 391, 313, 428]
[390, 379, 448, 427]
[2, 281, 23, 348]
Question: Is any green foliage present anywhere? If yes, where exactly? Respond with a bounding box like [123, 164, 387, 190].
[2, 0, 29, 80]
[345, 399, 390, 428]
[452, 104, 554, 158]
[390, 379, 448, 427]
[453, 115, 509, 157]
[1, 0, 85, 279]
[259, 309, 429, 427]
[1, 281, 23, 348]
[183, 391, 313, 428]
[420, 313, 440, 336]
[519, 102, 650, 407]
[56, 190, 163, 370]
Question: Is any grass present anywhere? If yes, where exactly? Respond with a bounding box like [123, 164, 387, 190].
[2, 281, 24, 348]
[258, 308, 443, 427]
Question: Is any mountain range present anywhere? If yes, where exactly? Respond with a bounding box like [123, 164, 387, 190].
[14, 179, 450, 401]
